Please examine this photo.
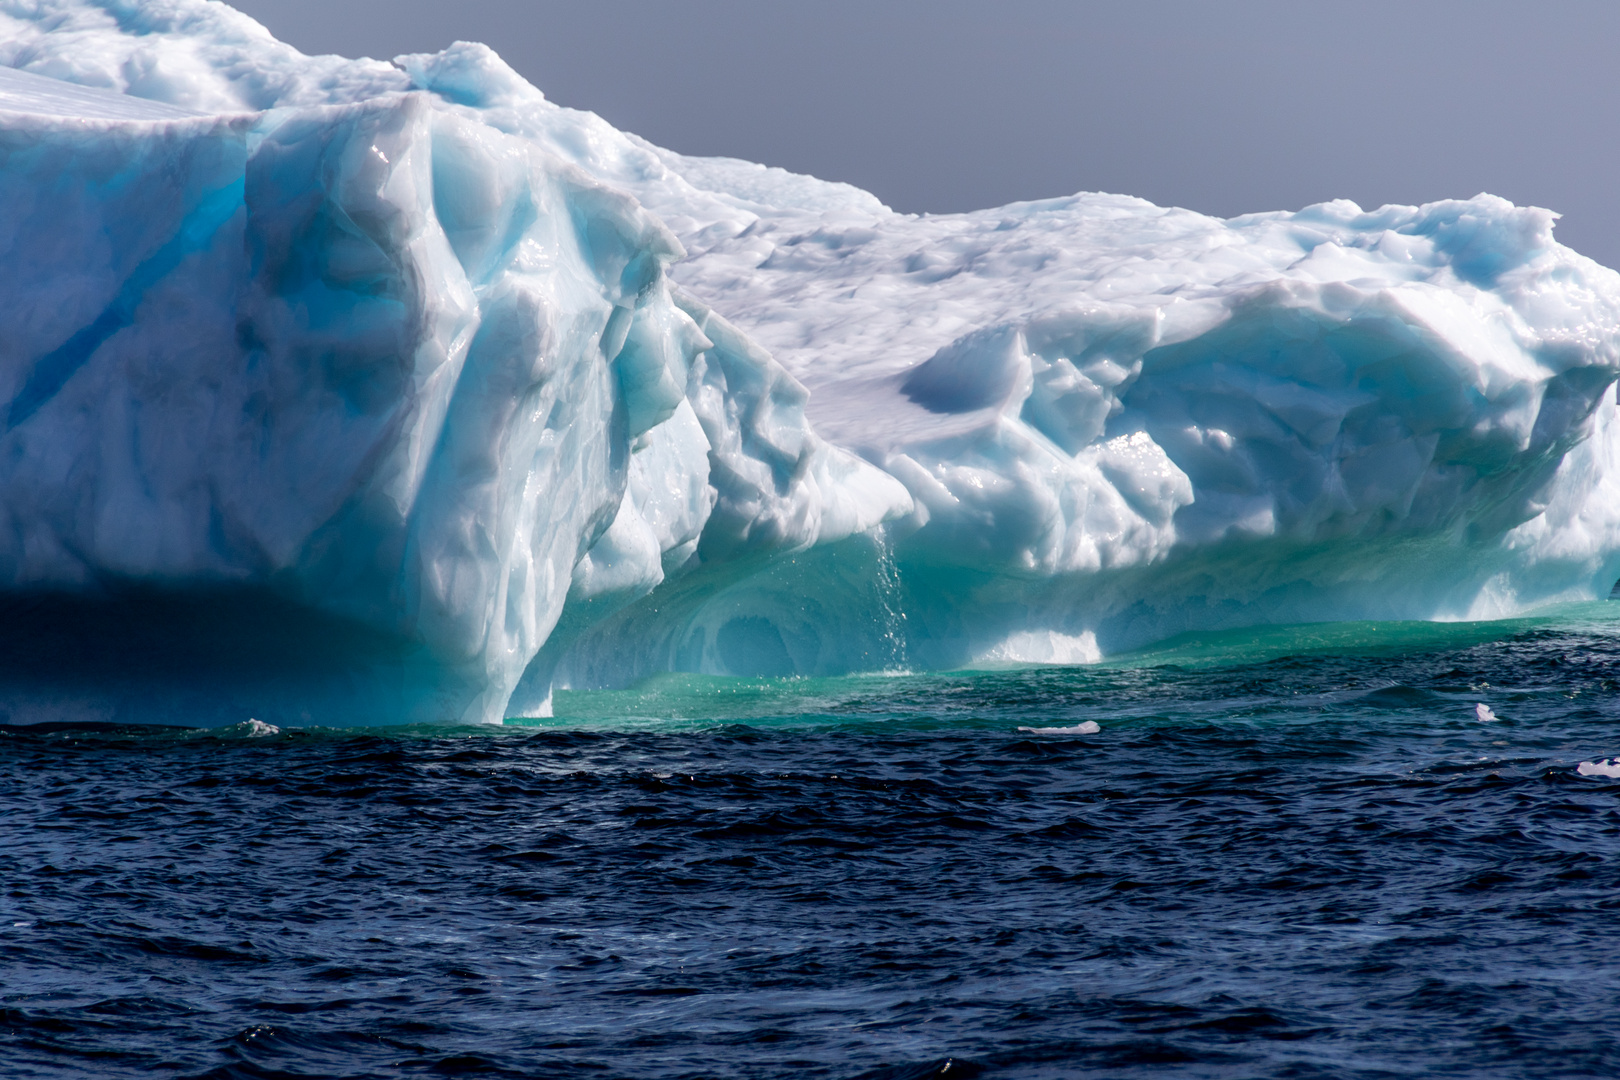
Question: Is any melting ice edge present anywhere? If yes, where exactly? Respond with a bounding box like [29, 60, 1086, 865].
[2, 0, 1619, 725]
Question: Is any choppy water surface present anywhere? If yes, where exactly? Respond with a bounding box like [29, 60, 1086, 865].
[6, 604, 1620, 1079]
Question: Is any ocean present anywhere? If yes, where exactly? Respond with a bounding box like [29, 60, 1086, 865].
[5, 603, 1620, 1079]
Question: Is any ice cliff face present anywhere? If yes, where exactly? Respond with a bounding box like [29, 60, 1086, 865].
[2, 0, 1619, 723]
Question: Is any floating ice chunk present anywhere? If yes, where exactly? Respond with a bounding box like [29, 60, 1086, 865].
[1475, 703, 1499, 722]
[4, 2, 1620, 724]
[1018, 721, 1102, 735]
[1576, 758, 1620, 778]
[0, 14, 914, 724]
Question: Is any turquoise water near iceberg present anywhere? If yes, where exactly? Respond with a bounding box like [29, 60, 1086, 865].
[5, 603, 1620, 1078]
[539, 602, 1620, 727]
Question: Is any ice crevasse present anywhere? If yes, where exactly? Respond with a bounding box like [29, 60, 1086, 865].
[1, 0, 1618, 724]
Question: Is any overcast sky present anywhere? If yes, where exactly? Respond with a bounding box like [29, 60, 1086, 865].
[229, 0, 1620, 268]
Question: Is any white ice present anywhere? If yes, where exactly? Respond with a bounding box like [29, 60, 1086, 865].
[2, 1, 1620, 723]
[1017, 722, 1102, 736]
[1576, 758, 1620, 779]
[1475, 703, 1498, 722]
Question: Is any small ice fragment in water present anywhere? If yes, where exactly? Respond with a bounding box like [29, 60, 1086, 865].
[1017, 721, 1100, 735]
[237, 719, 280, 737]
[1475, 703, 1498, 722]
[1577, 758, 1620, 778]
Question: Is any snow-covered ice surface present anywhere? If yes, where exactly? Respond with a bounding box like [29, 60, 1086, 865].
[3, 0, 1620, 723]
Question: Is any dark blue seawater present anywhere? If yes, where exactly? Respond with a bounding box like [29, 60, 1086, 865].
[6, 604, 1620, 1079]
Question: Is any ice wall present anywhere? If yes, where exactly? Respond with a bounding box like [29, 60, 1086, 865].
[2, 0, 1619, 722]
[0, 29, 905, 723]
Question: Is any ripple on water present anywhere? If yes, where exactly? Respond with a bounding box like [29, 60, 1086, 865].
[3, 604, 1620, 1077]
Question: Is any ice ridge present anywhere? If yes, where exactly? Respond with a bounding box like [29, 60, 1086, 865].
[1, 1, 1619, 724]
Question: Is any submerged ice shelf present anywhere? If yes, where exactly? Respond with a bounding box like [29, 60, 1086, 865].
[1, 0, 1619, 724]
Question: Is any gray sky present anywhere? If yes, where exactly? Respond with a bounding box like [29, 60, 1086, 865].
[229, 0, 1620, 268]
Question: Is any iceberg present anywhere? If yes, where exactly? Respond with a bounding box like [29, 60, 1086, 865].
[1, 0, 1618, 724]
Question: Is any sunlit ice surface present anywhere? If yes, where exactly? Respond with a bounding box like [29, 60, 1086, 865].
[2, 3, 1620, 727]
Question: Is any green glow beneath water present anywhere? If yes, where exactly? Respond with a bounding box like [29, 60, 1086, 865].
[508, 601, 1620, 730]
